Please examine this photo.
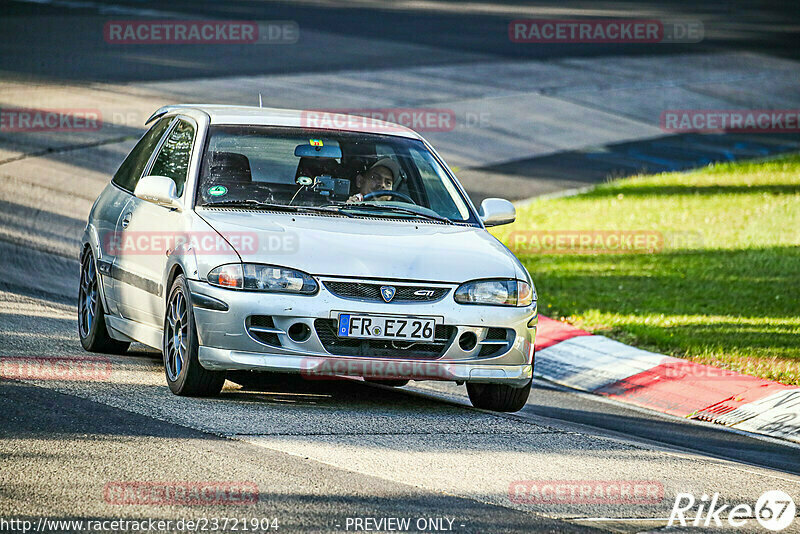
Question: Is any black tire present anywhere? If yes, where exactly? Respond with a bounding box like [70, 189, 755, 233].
[163, 275, 226, 396]
[365, 379, 409, 387]
[78, 249, 130, 354]
[466, 379, 532, 412]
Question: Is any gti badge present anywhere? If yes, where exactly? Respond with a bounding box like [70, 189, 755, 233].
[380, 286, 396, 302]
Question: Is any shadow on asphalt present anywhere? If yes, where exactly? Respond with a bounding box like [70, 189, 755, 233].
[1, 381, 593, 533]
[3, 0, 800, 83]
[469, 133, 800, 202]
[529, 382, 800, 476]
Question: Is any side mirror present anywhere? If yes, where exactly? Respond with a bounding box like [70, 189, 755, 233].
[479, 198, 515, 227]
[134, 176, 181, 210]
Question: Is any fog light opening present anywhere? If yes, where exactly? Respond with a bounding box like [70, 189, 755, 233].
[458, 331, 477, 351]
[288, 322, 311, 342]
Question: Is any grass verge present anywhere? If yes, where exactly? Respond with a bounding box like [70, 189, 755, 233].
[492, 154, 800, 385]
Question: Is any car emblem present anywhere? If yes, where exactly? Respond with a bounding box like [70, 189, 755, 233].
[380, 286, 396, 302]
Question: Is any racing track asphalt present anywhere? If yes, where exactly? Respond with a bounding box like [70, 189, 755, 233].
[3, 0, 800, 205]
[1, 153, 800, 531]
[4, 0, 800, 82]
[2, 380, 587, 533]
[2, 1, 800, 531]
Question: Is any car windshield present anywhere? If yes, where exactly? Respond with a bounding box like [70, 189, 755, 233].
[196, 126, 475, 223]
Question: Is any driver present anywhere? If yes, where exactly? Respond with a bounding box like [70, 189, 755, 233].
[347, 157, 399, 202]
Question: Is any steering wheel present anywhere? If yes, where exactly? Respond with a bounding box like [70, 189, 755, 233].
[362, 190, 416, 204]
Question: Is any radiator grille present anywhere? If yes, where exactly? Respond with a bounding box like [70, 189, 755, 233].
[323, 281, 449, 303]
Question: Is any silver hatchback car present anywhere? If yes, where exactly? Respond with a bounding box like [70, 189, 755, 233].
[79, 105, 537, 412]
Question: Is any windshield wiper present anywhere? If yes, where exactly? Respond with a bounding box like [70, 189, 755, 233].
[202, 200, 353, 218]
[203, 199, 452, 224]
[335, 203, 454, 225]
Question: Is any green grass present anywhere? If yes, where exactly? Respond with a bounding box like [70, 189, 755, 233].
[492, 154, 800, 385]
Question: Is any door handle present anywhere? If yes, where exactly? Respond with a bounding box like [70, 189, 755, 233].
[121, 212, 132, 229]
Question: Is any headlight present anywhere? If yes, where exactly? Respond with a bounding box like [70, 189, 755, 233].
[207, 264, 243, 289]
[454, 279, 535, 307]
[207, 263, 318, 294]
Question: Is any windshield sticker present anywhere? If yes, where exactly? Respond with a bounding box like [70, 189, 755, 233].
[309, 139, 323, 147]
[208, 185, 228, 197]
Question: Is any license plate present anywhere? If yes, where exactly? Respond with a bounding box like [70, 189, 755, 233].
[337, 314, 436, 341]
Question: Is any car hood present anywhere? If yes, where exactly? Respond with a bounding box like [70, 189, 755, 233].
[196, 208, 518, 283]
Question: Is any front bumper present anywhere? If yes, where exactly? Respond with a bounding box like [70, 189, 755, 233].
[188, 278, 536, 386]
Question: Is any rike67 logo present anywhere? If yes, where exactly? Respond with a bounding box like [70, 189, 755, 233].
[669, 490, 796, 531]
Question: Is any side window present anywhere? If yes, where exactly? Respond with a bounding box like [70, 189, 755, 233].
[149, 119, 195, 196]
[112, 117, 172, 192]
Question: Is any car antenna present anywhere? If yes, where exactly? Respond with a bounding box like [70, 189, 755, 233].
[258, 93, 263, 108]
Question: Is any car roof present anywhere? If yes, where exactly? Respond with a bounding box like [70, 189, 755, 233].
[147, 104, 423, 140]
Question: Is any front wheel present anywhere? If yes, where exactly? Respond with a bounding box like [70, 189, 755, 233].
[466, 380, 532, 412]
[163, 275, 226, 396]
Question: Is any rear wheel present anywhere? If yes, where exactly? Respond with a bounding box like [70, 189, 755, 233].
[78, 250, 130, 354]
[466, 380, 532, 412]
[163, 275, 226, 396]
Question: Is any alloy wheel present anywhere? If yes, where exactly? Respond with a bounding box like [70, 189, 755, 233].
[78, 254, 98, 339]
[165, 289, 188, 381]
